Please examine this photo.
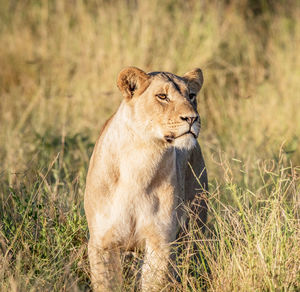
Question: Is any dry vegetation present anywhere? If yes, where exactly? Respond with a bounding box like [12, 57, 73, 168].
[0, 0, 299, 291]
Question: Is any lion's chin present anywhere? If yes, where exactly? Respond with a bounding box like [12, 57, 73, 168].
[173, 133, 197, 150]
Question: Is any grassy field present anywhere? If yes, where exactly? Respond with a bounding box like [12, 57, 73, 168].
[0, 0, 299, 291]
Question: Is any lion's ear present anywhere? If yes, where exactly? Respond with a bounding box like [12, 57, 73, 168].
[117, 67, 150, 100]
[183, 68, 204, 94]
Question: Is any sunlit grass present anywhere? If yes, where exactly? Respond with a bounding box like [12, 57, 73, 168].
[0, 0, 299, 291]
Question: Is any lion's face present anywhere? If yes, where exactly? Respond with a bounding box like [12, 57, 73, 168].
[117, 67, 203, 150]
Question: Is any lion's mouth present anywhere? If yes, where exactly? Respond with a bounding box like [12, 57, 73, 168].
[164, 131, 197, 143]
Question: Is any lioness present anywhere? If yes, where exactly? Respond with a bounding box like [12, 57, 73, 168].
[84, 67, 208, 291]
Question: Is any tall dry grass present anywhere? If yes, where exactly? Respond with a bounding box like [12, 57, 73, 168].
[0, 0, 299, 291]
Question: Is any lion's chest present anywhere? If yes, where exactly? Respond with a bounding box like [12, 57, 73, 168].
[113, 148, 181, 239]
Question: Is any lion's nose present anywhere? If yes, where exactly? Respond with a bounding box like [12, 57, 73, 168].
[180, 115, 198, 125]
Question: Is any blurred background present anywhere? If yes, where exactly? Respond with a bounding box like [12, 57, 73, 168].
[1, 0, 299, 180]
[0, 0, 299, 291]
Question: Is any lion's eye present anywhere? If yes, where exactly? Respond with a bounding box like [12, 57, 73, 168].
[156, 94, 168, 100]
[189, 93, 196, 101]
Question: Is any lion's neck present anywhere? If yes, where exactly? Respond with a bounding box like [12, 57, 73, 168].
[102, 105, 177, 190]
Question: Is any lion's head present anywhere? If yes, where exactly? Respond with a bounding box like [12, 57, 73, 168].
[117, 67, 203, 150]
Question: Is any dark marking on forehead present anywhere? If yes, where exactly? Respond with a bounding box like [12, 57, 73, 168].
[161, 72, 182, 94]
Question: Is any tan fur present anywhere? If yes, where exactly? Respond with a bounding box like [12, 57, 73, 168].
[84, 67, 208, 291]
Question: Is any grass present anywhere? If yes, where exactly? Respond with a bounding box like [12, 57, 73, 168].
[0, 0, 299, 291]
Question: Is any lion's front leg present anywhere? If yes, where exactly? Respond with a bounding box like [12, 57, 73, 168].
[88, 240, 122, 292]
[141, 234, 171, 291]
